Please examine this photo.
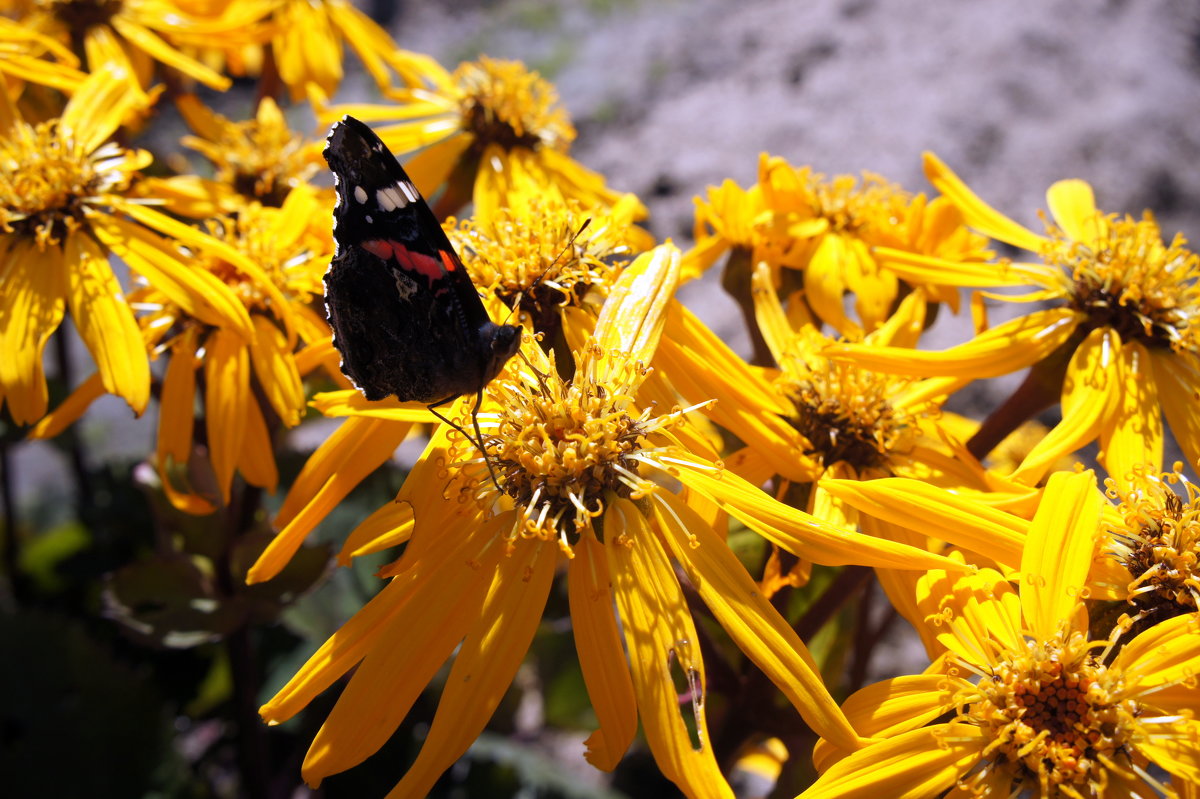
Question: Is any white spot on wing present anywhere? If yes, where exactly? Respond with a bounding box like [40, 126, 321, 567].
[377, 188, 397, 212]
[353, 185, 368, 204]
[399, 181, 419, 203]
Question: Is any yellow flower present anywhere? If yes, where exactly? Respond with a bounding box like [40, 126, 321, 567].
[259, 245, 962, 798]
[1102, 463, 1200, 625]
[321, 56, 641, 218]
[805, 469, 1200, 798]
[0, 15, 85, 93]
[20, 0, 249, 90]
[446, 188, 653, 350]
[267, 0, 440, 100]
[0, 67, 264, 425]
[749, 261, 977, 488]
[687, 154, 990, 340]
[30, 188, 334, 511]
[829, 153, 1200, 486]
[145, 95, 323, 217]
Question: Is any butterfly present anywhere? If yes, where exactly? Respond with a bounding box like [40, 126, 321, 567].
[322, 115, 521, 477]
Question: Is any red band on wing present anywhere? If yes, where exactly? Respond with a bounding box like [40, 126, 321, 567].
[362, 239, 445, 287]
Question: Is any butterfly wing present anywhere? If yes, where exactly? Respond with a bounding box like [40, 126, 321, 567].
[323, 116, 517, 403]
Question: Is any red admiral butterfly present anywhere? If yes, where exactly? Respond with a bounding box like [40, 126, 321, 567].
[323, 115, 521, 409]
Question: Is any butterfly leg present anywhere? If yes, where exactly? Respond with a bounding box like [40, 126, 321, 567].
[427, 391, 505, 493]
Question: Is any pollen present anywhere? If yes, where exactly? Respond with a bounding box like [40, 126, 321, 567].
[1104, 465, 1200, 621]
[454, 57, 575, 153]
[965, 632, 1135, 796]
[761, 160, 910, 237]
[0, 121, 135, 247]
[447, 195, 638, 328]
[1053, 214, 1200, 355]
[469, 346, 667, 546]
[181, 100, 317, 206]
[784, 361, 920, 473]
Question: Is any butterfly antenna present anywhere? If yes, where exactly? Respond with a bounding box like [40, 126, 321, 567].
[503, 217, 592, 325]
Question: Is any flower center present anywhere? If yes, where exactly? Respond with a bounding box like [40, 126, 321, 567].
[1106, 468, 1200, 622]
[454, 57, 575, 153]
[0, 122, 130, 247]
[448, 199, 635, 333]
[763, 163, 909, 237]
[1054, 216, 1200, 354]
[41, 0, 120, 40]
[480, 351, 655, 543]
[967, 635, 1133, 794]
[184, 119, 315, 207]
[785, 362, 918, 472]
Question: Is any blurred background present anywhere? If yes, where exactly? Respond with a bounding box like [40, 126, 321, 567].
[5, 0, 1200, 796]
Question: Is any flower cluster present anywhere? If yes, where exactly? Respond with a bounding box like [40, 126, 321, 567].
[4, 4, 1199, 799]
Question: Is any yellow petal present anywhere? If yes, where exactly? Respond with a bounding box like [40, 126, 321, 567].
[1115, 613, 1200, 689]
[64, 232, 149, 415]
[27, 373, 105, 440]
[663, 296, 790, 415]
[818, 478, 1027, 569]
[386, 543, 557, 799]
[237, 397, 277, 491]
[391, 131, 472, 197]
[117, 201, 294, 341]
[1149, 350, 1200, 473]
[339, 499, 415, 566]
[804, 233, 860, 338]
[59, 63, 140, 152]
[310, 389, 435, 421]
[653, 491, 863, 753]
[674, 463, 966, 571]
[250, 416, 411, 584]
[568, 534, 638, 771]
[827, 307, 1081, 379]
[1045, 179, 1103, 246]
[1101, 341, 1163, 490]
[606, 499, 731, 799]
[0, 238, 65, 424]
[835, 674, 956, 740]
[803, 723, 983, 798]
[1136, 718, 1200, 786]
[593, 243, 681, 365]
[1020, 470, 1101, 640]
[1009, 326, 1117, 485]
[286, 514, 503, 776]
[157, 328, 214, 515]
[248, 314, 303, 427]
[92, 214, 254, 340]
[923, 152, 1047, 253]
[204, 328, 250, 504]
[872, 246, 1052, 288]
[109, 16, 231, 90]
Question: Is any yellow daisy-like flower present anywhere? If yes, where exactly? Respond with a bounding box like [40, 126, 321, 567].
[146, 94, 323, 217]
[1102, 463, 1200, 626]
[0, 67, 269, 425]
[803, 469, 1200, 799]
[266, 0, 441, 100]
[687, 154, 991, 342]
[19, 0, 255, 90]
[748, 261, 977, 488]
[829, 152, 1200, 486]
[30, 187, 335, 511]
[259, 245, 962, 798]
[322, 56, 640, 218]
[0, 15, 85, 93]
[447, 188, 653, 349]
